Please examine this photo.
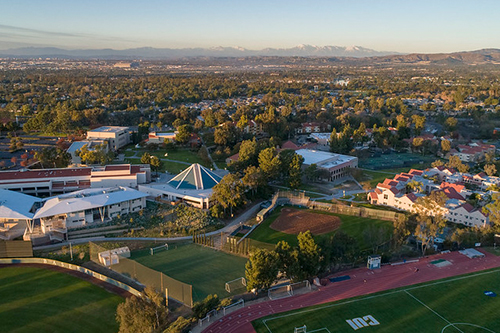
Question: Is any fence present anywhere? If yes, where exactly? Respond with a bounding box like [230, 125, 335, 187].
[0, 257, 141, 297]
[271, 190, 402, 221]
[0, 240, 33, 258]
[89, 242, 193, 308]
[222, 236, 275, 257]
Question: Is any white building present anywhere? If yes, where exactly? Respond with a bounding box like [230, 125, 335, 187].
[295, 149, 358, 181]
[32, 187, 147, 241]
[139, 163, 221, 209]
[87, 126, 130, 150]
[147, 132, 176, 144]
[309, 133, 332, 146]
[0, 189, 42, 240]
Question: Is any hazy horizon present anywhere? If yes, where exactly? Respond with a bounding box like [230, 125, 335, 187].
[1, 0, 499, 53]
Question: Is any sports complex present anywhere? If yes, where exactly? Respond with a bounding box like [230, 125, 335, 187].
[204, 249, 500, 333]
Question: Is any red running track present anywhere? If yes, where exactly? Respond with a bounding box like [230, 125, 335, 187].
[203, 250, 500, 333]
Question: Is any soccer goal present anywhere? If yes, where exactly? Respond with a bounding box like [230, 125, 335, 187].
[294, 325, 307, 333]
[150, 243, 168, 255]
[225, 277, 246, 293]
[268, 280, 311, 300]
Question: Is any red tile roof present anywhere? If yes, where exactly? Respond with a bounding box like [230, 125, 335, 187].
[409, 169, 424, 176]
[0, 168, 91, 181]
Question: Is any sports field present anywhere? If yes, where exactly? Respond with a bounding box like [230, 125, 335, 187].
[249, 206, 392, 249]
[253, 269, 500, 333]
[0, 266, 123, 333]
[131, 243, 248, 302]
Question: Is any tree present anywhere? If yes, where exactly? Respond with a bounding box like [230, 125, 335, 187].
[406, 180, 423, 193]
[241, 166, 265, 196]
[245, 248, 279, 291]
[447, 155, 469, 173]
[392, 214, 410, 250]
[141, 152, 152, 165]
[431, 159, 445, 168]
[441, 139, 451, 153]
[363, 225, 390, 254]
[77, 143, 113, 165]
[484, 193, 500, 228]
[274, 241, 299, 280]
[305, 164, 319, 181]
[176, 124, 192, 144]
[412, 137, 424, 154]
[214, 122, 239, 147]
[484, 164, 497, 176]
[329, 128, 339, 152]
[211, 173, 246, 217]
[288, 154, 304, 189]
[258, 147, 281, 181]
[238, 138, 258, 166]
[115, 286, 168, 333]
[411, 115, 426, 135]
[296, 231, 320, 280]
[34, 147, 71, 168]
[414, 192, 448, 255]
[444, 117, 458, 131]
[150, 156, 163, 176]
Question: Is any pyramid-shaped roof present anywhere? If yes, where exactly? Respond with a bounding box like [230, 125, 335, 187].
[168, 164, 222, 190]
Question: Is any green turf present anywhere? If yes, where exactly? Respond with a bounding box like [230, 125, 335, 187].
[0, 266, 123, 333]
[129, 148, 211, 167]
[124, 157, 188, 174]
[253, 269, 500, 333]
[131, 243, 248, 302]
[248, 206, 392, 249]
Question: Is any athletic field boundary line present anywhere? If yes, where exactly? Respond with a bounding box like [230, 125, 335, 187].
[404, 290, 464, 333]
[260, 267, 500, 326]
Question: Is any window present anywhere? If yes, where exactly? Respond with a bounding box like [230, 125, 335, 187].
[384, 194, 388, 200]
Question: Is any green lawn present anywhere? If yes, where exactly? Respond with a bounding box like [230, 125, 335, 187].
[253, 268, 500, 333]
[124, 157, 189, 174]
[248, 206, 392, 249]
[0, 266, 123, 333]
[128, 148, 211, 167]
[131, 243, 248, 302]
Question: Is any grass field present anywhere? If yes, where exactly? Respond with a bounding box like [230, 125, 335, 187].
[248, 206, 392, 249]
[253, 269, 500, 333]
[0, 266, 122, 333]
[131, 243, 248, 302]
[124, 157, 189, 174]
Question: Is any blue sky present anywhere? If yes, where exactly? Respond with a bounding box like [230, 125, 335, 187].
[0, 0, 498, 53]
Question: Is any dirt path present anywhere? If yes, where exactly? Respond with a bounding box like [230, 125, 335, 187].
[203, 249, 500, 333]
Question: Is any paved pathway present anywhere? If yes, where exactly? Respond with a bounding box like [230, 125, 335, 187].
[203, 249, 500, 333]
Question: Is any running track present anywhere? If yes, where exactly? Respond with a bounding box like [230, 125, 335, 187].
[203, 250, 500, 333]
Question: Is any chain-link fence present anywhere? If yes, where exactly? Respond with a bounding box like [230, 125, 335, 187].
[89, 242, 193, 307]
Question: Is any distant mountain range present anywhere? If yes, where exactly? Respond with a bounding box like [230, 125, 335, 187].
[0, 44, 396, 59]
[1, 45, 500, 65]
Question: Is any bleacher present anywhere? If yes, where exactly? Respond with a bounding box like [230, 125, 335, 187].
[0, 240, 33, 258]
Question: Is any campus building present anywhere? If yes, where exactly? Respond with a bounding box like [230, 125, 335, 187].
[295, 149, 358, 181]
[0, 189, 42, 240]
[0, 164, 151, 196]
[138, 163, 221, 209]
[86, 126, 130, 150]
[28, 187, 147, 242]
[368, 168, 490, 228]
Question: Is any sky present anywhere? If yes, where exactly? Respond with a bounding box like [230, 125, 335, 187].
[1, 0, 499, 53]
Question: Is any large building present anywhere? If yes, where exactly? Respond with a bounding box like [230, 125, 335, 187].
[0, 164, 151, 196]
[296, 149, 358, 181]
[87, 126, 130, 150]
[139, 163, 222, 209]
[29, 187, 147, 242]
[0, 189, 42, 240]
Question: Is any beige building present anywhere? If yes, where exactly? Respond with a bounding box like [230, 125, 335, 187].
[87, 126, 130, 150]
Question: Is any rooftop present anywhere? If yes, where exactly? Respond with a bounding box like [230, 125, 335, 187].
[296, 149, 357, 168]
[0, 189, 42, 220]
[168, 164, 222, 190]
[89, 126, 129, 133]
[33, 186, 147, 219]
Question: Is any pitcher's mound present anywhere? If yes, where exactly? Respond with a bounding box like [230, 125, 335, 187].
[270, 208, 341, 235]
